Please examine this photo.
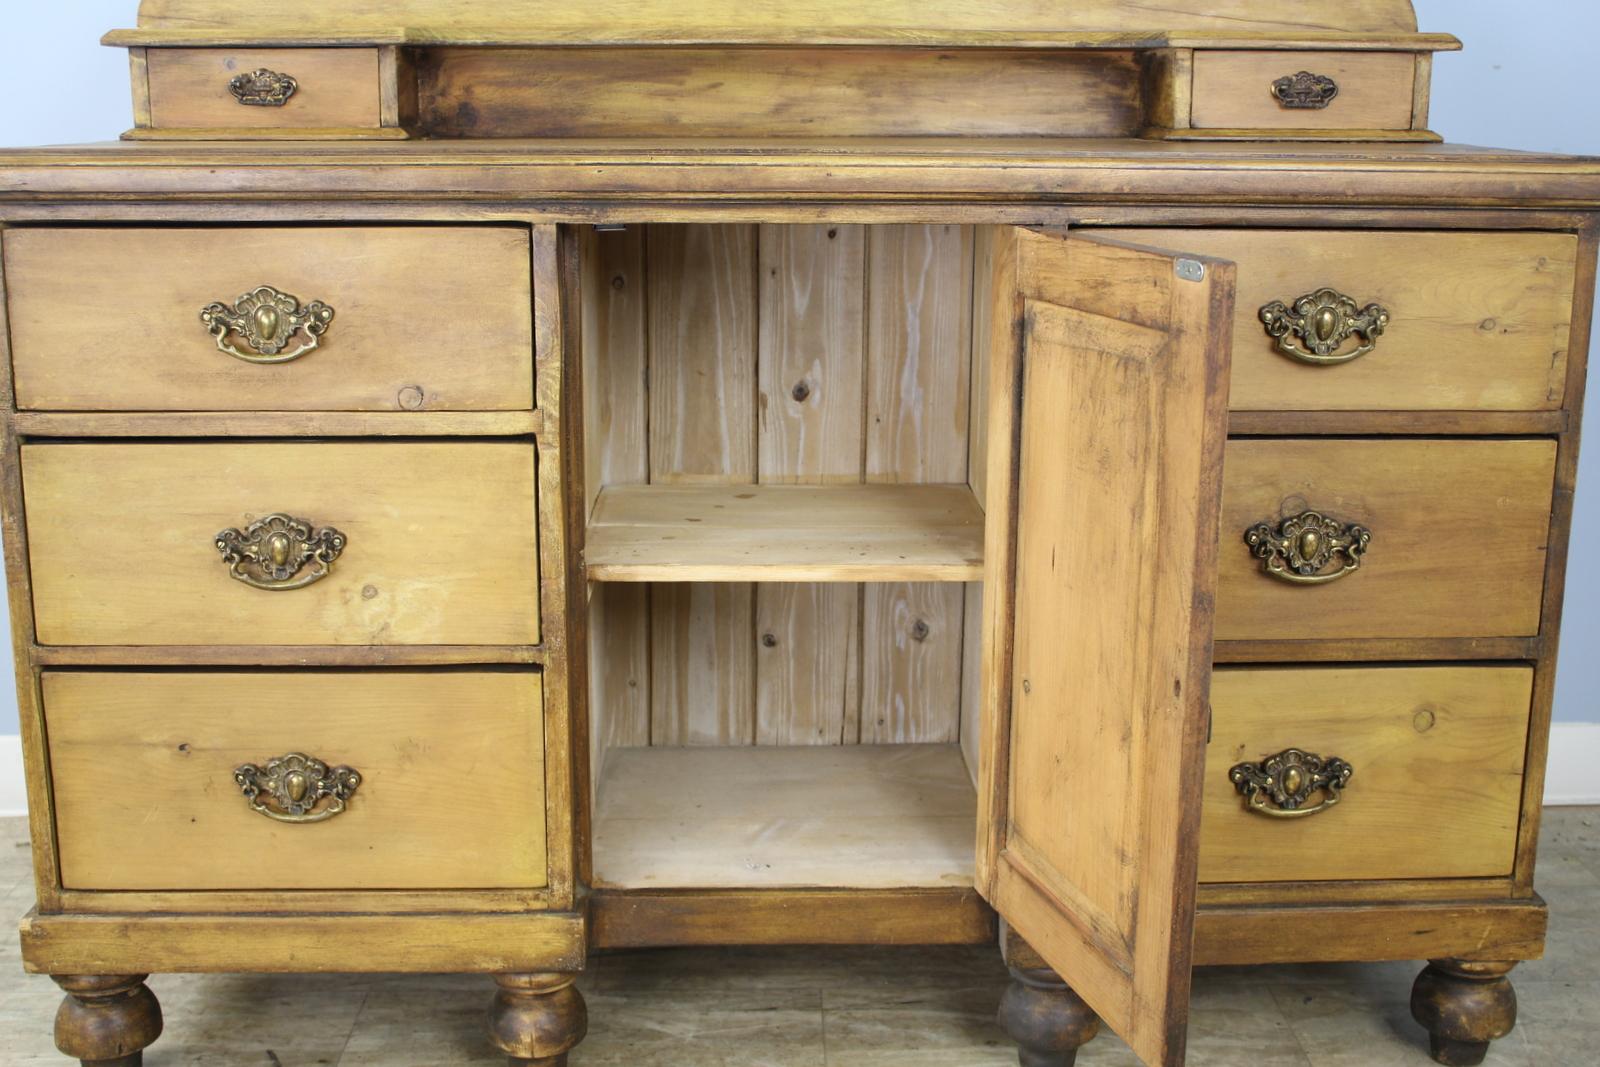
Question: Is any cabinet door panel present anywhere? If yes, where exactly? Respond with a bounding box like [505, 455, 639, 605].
[976, 229, 1235, 1067]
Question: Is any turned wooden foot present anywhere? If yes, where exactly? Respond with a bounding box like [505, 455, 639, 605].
[51, 975, 162, 1067]
[486, 972, 588, 1067]
[998, 964, 1101, 1067]
[1410, 959, 1518, 1066]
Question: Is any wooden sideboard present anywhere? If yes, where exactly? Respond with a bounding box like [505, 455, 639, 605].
[3, 2, 1597, 1066]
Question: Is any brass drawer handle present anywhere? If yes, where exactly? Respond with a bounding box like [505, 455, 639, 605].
[229, 68, 298, 107]
[1260, 288, 1390, 365]
[200, 285, 335, 364]
[1230, 748, 1353, 818]
[216, 513, 346, 591]
[1271, 71, 1340, 110]
[1245, 509, 1370, 585]
[235, 753, 361, 823]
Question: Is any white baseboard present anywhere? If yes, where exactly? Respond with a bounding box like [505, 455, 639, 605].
[0, 733, 23, 816]
[0, 725, 1597, 817]
[1544, 722, 1600, 805]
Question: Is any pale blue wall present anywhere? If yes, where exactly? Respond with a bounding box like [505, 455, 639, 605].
[0, 2, 1593, 735]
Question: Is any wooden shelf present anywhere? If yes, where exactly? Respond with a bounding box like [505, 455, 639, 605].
[585, 484, 984, 582]
[592, 744, 977, 890]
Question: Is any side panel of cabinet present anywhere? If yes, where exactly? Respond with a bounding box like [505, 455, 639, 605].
[977, 229, 1235, 1067]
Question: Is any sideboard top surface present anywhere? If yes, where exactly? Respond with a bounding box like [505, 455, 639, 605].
[107, 0, 1447, 48]
[1, 139, 1597, 210]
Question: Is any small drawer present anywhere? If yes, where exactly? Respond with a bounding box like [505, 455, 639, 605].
[22, 441, 540, 646]
[3, 226, 534, 411]
[1102, 229, 1578, 412]
[45, 670, 547, 891]
[145, 48, 385, 132]
[1199, 665, 1531, 883]
[1190, 51, 1418, 132]
[1216, 438, 1556, 642]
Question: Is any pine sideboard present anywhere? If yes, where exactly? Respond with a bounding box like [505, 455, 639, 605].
[3, 2, 1598, 1065]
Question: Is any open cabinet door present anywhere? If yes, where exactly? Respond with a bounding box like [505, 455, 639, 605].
[975, 229, 1235, 1067]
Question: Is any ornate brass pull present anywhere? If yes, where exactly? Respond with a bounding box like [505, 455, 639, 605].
[1229, 748, 1353, 818]
[216, 513, 346, 591]
[1271, 71, 1340, 110]
[1259, 288, 1390, 365]
[228, 68, 297, 107]
[1245, 510, 1371, 585]
[200, 285, 335, 364]
[235, 753, 360, 823]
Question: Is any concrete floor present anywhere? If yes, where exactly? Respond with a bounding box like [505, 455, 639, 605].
[1, 810, 1597, 1066]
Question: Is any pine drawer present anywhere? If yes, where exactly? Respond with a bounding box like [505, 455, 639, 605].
[1189, 51, 1419, 133]
[1199, 665, 1532, 883]
[1102, 229, 1578, 411]
[1216, 438, 1556, 642]
[142, 48, 388, 133]
[3, 226, 534, 411]
[22, 441, 540, 646]
[45, 670, 548, 891]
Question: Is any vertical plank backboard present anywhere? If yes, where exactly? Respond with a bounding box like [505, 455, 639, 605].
[580, 226, 651, 779]
[755, 224, 866, 744]
[862, 225, 973, 743]
[648, 225, 758, 745]
[978, 229, 1234, 1067]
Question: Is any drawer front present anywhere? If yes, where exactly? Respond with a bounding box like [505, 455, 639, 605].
[1200, 666, 1531, 883]
[4, 226, 534, 411]
[1190, 51, 1416, 131]
[23, 441, 540, 646]
[1103, 229, 1578, 411]
[146, 48, 382, 130]
[45, 671, 547, 891]
[1217, 439, 1556, 642]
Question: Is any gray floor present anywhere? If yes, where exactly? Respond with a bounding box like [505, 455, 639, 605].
[1, 810, 1597, 1066]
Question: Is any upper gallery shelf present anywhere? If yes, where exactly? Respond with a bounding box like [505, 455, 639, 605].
[585, 484, 985, 583]
[107, 0, 1456, 49]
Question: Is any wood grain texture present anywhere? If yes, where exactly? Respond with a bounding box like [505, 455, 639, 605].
[1102, 229, 1578, 412]
[586, 484, 984, 582]
[23, 441, 540, 646]
[590, 887, 995, 948]
[1217, 438, 1556, 641]
[1190, 51, 1417, 131]
[4, 226, 535, 412]
[1200, 666, 1532, 883]
[755, 223, 865, 743]
[1191, 899, 1546, 967]
[129, 0, 1422, 36]
[419, 48, 1142, 138]
[863, 224, 974, 747]
[981, 231, 1234, 1067]
[45, 671, 547, 891]
[146, 48, 382, 129]
[592, 744, 975, 888]
[649, 583, 755, 745]
[579, 226, 651, 794]
[21, 910, 586, 974]
[861, 582, 965, 744]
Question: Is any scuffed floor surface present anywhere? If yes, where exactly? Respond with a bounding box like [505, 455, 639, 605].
[1, 810, 1597, 1065]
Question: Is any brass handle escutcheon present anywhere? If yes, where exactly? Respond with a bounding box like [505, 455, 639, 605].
[1259, 288, 1390, 365]
[200, 285, 335, 364]
[1229, 748, 1353, 818]
[1244, 509, 1371, 585]
[228, 68, 297, 106]
[216, 513, 346, 591]
[235, 753, 361, 823]
[1271, 70, 1340, 109]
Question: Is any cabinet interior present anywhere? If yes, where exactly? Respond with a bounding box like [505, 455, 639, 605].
[580, 223, 999, 889]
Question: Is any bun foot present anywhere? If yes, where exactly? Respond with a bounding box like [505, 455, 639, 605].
[51, 974, 162, 1067]
[1410, 959, 1518, 1067]
[487, 972, 588, 1067]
